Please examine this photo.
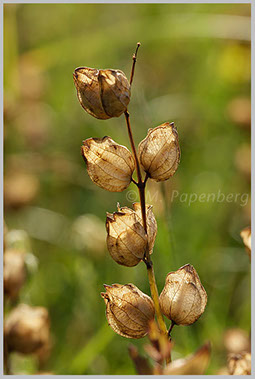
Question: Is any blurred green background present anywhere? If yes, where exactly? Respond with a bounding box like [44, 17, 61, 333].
[4, 3, 251, 375]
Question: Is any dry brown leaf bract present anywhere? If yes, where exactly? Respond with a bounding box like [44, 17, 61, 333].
[163, 342, 211, 375]
[128, 344, 153, 375]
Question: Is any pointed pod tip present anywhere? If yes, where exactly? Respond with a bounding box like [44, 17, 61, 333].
[106, 212, 114, 222]
[180, 263, 194, 272]
[103, 284, 112, 290]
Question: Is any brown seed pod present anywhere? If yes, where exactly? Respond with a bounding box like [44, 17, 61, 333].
[101, 283, 155, 339]
[228, 352, 251, 375]
[138, 122, 180, 182]
[159, 264, 207, 326]
[81, 136, 135, 192]
[106, 205, 147, 267]
[163, 342, 211, 375]
[4, 249, 26, 300]
[106, 203, 157, 266]
[73, 67, 130, 119]
[4, 304, 50, 355]
[223, 328, 250, 354]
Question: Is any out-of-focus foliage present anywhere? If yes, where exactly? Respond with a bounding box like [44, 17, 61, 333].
[4, 3, 251, 375]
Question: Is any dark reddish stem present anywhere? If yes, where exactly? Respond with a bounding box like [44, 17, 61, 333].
[124, 111, 147, 236]
[129, 42, 141, 86]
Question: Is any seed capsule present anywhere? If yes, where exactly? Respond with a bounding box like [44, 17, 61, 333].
[4, 304, 50, 354]
[101, 283, 155, 339]
[228, 352, 251, 375]
[81, 136, 135, 192]
[138, 122, 180, 182]
[106, 203, 157, 266]
[106, 205, 147, 267]
[73, 67, 131, 119]
[4, 249, 26, 300]
[159, 264, 207, 326]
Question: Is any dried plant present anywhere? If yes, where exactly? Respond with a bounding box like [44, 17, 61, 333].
[73, 43, 208, 373]
[4, 226, 51, 375]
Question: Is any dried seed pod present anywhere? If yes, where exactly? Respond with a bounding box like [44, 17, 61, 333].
[240, 226, 251, 259]
[81, 136, 135, 192]
[106, 205, 147, 267]
[228, 352, 251, 375]
[163, 342, 211, 375]
[101, 283, 155, 339]
[138, 122, 180, 182]
[4, 304, 50, 354]
[73, 67, 130, 119]
[223, 328, 250, 354]
[4, 249, 26, 299]
[133, 202, 157, 254]
[159, 264, 207, 326]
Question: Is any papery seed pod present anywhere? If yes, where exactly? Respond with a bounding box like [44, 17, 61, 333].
[133, 203, 157, 254]
[101, 283, 155, 339]
[4, 304, 50, 354]
[4, 249, 26, 300]
[223, 328, 250, 354]
[228, 352, 251, 375]
[106, 205, 147, 266]
[138, 122, 180, 182]
[81, 136, 135, 192]
[73, 67, 131, 119]
[159, 264, 207, 326]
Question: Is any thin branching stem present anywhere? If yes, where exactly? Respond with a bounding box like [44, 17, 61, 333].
[129, 42, 141, 86]
[168, 320, 175, 338]
[124, 110, 167, 333]
[124, 43, 171, 364]
[124, 111, 147, 233]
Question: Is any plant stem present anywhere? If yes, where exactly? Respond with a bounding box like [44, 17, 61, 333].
[147, 264, 168, 335]
[129, 42, 141, 86]
[124, 110, 167, 337]
[168, 320, 175, 338]
[125, 43, 171, 363]
[124, 111, 147, 234]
